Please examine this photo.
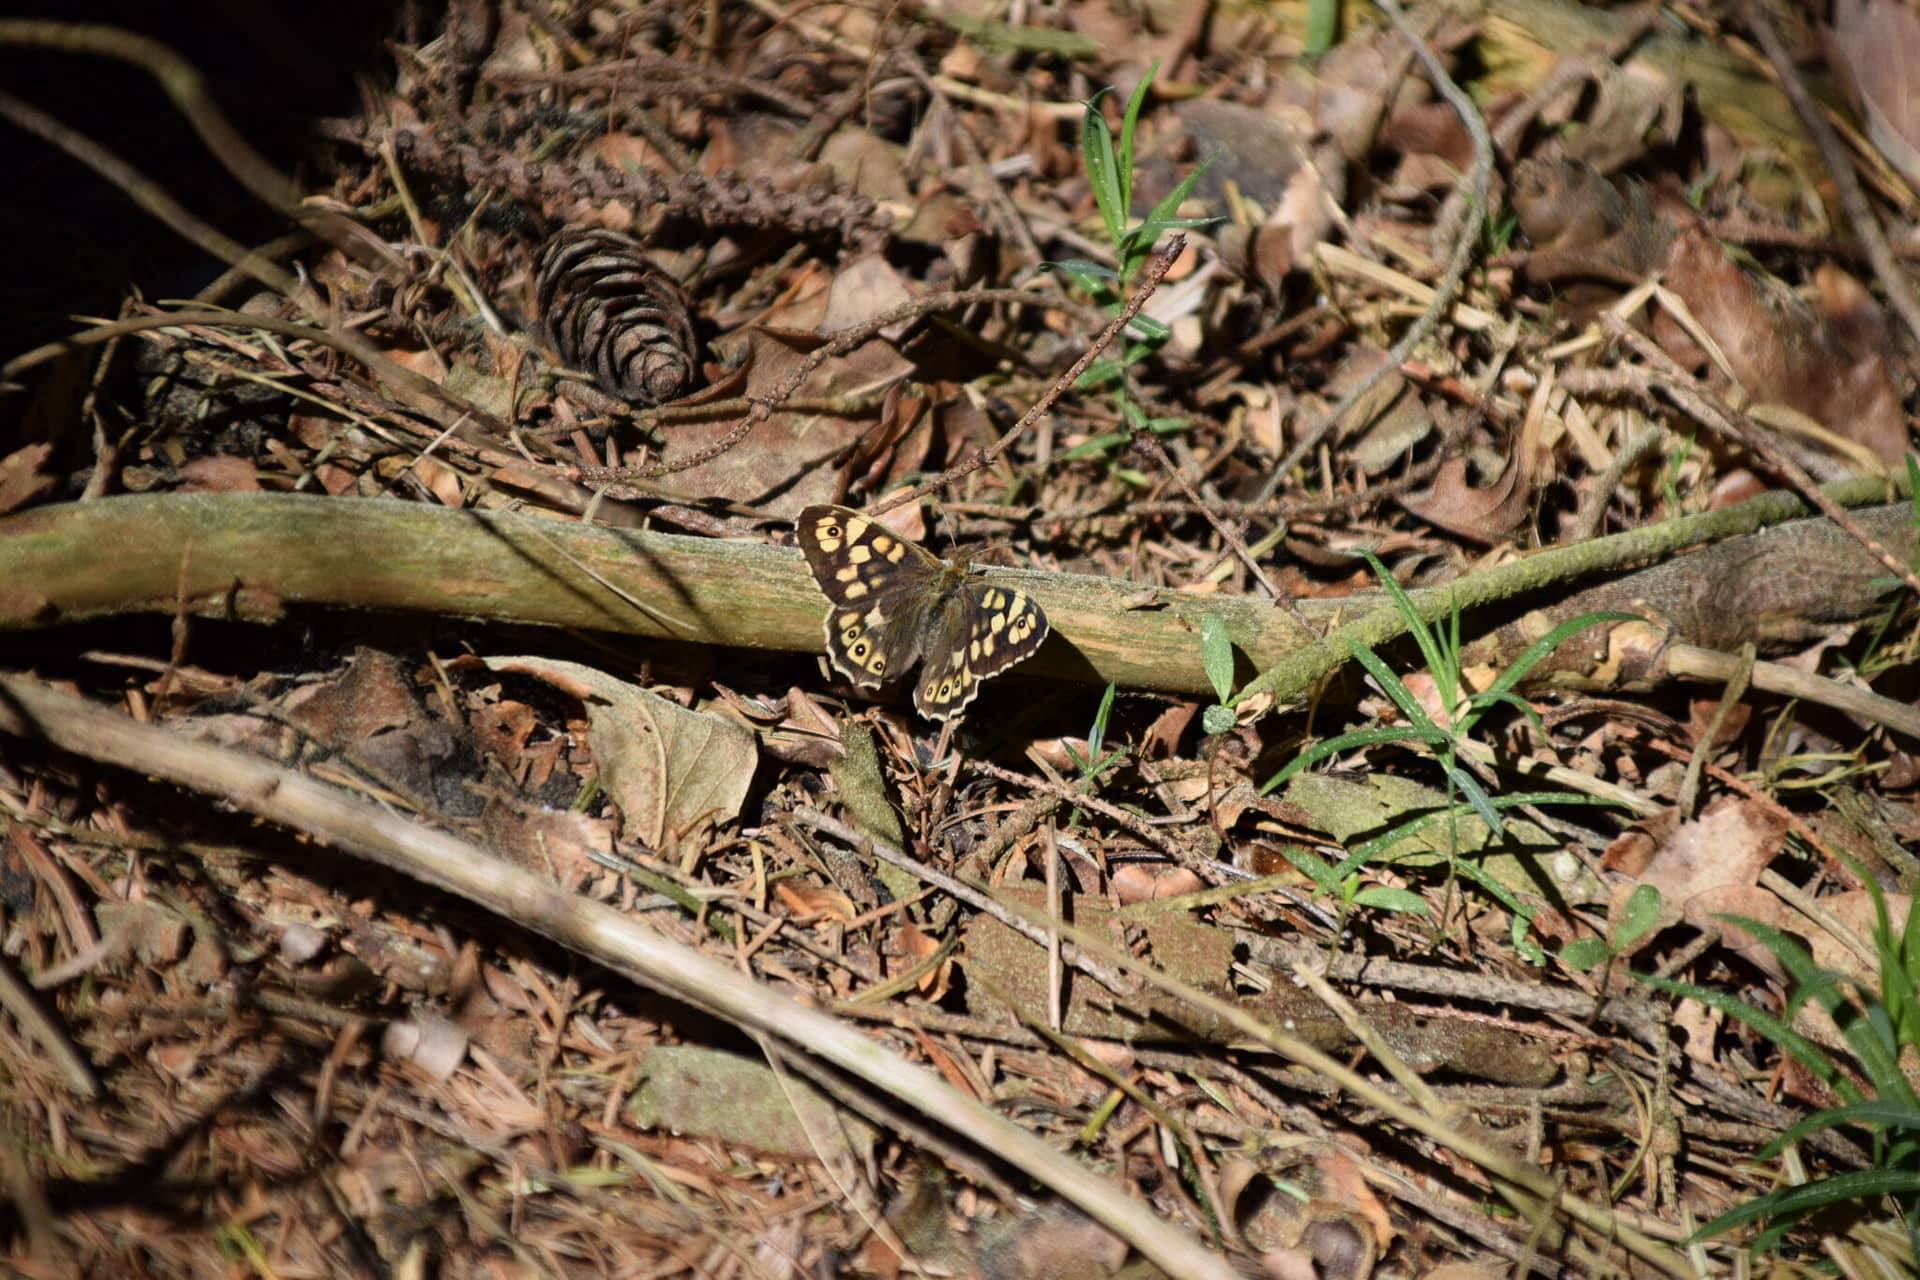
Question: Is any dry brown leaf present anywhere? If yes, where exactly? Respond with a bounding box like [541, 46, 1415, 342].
[1176, 97, 1339, 293]
[1606, 797, 1789, 974]
[896, 921, 953, 998]
[177, 455, 261, 493]
[774, 879, 857, 923]
[1827, 0, 1920, 192]
[0, 443, 56, 515]
[586, 130, 674, 178]
[665, 326, 911, 511]
[1655, 223, 1909, 465]
[1514, 159, 1908, 463]
[1537, 59, 1686, 174]
[1778, 889, 1915, 1060]
[1399, 419, 1550, 544]
[1807, 889, 1914, 988]
[482, 656, 757, 849]
[818, 130, 911, 207]
[1390, 450, 1536, 545]
[1110, 864, 1204, 904]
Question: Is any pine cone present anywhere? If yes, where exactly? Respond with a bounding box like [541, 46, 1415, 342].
[533, 228, 699, 406]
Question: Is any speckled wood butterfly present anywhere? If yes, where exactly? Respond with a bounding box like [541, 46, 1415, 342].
[796, 505, 1049, 720]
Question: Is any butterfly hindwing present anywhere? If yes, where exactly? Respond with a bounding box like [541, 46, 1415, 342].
[912, 581, 1051, 718]
[822, 588, 929, 690]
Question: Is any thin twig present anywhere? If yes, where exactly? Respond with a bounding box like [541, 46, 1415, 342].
[1568, 423, 1665, 543]
[1253, 0, 1493, 502]
[1602, 315, 1920, 597]
[876, 236, 1184, 514]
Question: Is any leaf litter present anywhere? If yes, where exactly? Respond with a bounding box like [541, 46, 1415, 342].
[0, 1, 1918, 1276]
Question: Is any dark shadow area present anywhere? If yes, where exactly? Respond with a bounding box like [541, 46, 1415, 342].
[0, 1, 424, 384]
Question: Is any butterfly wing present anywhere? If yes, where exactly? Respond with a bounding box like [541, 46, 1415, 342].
[797, 505, 943, 689]
[823, 590, 932, 689]
[912, 579, 1050, 720]
[797, 505, 942, 605]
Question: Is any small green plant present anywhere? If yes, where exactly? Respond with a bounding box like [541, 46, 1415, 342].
[1259, 550, 1636, 959]
[1559, 883, 1662, 983]
[1199, 614, 1237, 737]
[1483, 208, 1519, 256]
[1303, 0, 1340, 57]
[1636, 885, 1920, 1262]
[1063, 680, 1125, 791]
[1053, 59, 1217, 467]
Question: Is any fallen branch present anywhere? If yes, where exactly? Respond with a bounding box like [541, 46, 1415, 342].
[1, 484, 1911, 715]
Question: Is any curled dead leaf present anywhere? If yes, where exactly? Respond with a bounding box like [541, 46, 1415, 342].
[1606, 797, 1789, 975]
[482, 656, 757, 849]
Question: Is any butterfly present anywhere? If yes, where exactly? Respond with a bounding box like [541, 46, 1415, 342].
[795, 505, 1049, 720]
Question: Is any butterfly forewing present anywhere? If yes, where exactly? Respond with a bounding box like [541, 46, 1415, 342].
[796, 506, 942, 606]
[796, 503, 1049, 720]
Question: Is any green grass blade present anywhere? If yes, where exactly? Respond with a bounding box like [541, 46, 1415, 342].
[1350, 548, 1449, 681]
[1125, 312, 1170, 342]
[1274, 842, 1343, 895]
[1634, 969, 1847, 1092]
[1261, 724, 1452, 794]
[1758, 1100, 1920, 1162]
[1117, 60, 1158, 216]
[1447, 765, 1504, 837]
[1345, 637, 1436, 732]
[1720, 913, 1916, 1104]
[1692, 1168, 1920, 1241]
[1046, 257, 1120, 283]
[1139, 152, 1218, 232]
[1483, 610, 1640, 702]
[1080, 93, 1124, 247]
[1338, 790, 1619, 869]
[1086, 680, 1116, 761]
[1353, 885, 1429, 914]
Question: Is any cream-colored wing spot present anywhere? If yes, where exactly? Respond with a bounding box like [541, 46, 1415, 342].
[808, 512, 848, 550]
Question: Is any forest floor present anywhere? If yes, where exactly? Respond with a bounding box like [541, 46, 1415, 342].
[3, 1, 1920, 1276]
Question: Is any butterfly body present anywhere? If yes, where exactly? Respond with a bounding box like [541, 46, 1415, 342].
[796, 505, 1049, 720]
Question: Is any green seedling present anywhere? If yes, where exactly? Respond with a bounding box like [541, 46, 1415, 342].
[1052, 59, 1218, 466]
[1558, 884, 1662, 996]
[1062, 681, 1126, 793]
[1637, 879, 1920, 1262]
[1260, 549, 1636, 959]
[1658, 431, 1696, 514]
[1199, 614, 1238, 737]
